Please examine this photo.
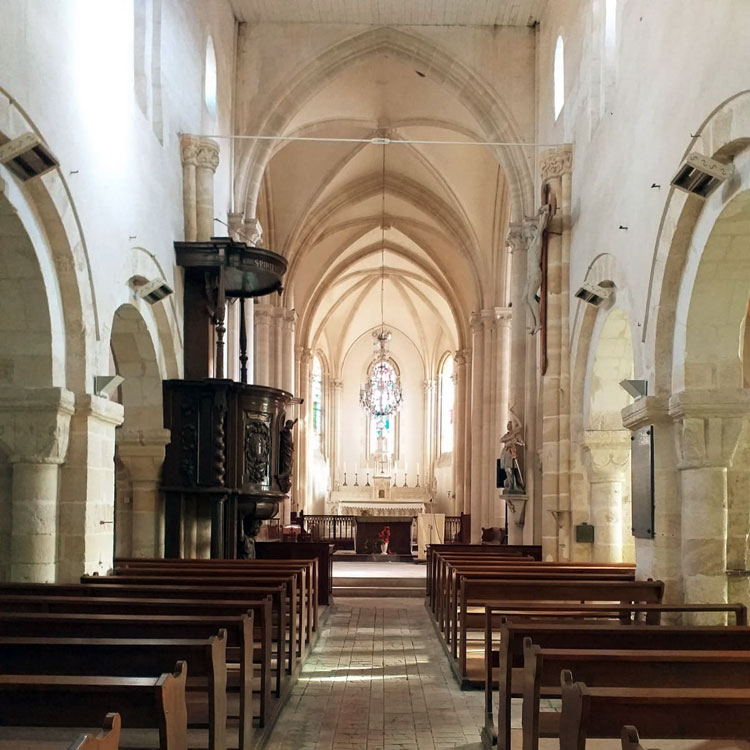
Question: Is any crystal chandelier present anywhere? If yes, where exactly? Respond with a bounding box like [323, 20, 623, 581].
[359, 142, 404, 426]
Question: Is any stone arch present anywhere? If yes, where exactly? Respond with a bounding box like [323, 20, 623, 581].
[110, 303, 169, 559]
[581, 306, 635, 564]
[0, 87, 97, 394]
[235, 26, 534, 222]
[645, 90, 750, 395]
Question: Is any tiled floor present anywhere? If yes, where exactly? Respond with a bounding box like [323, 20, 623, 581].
[265, 597, 485, 750]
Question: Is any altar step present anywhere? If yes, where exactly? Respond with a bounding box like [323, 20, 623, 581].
[333, 576, 425, 598]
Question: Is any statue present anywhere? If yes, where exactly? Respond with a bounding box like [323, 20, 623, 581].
[237, 515, 263, 559]
[276, 415, 298, 493]
[522, 204, 551, 335]
[499, 407, 525, 493]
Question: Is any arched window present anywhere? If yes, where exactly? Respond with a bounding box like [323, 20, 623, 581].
[204, 36, 217, 117]
[311, 355, 323, 446]
[554, 36, 565, 120]
[439, 355, 455, 455]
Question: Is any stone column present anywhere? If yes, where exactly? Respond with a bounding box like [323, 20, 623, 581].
[470, 315, 484, 542]
[540, 147, 573, 560]
[331, 378, 343, 490]
[254, 303, 272, 386]
[295, 347, 313, 514]
[669, 389, 750, 622]
[57, 395, 125, 582]
[493, 308, 512, 528]
[453, 352, 467, 516]
[507, 224, 528, 430]
[179, 136, 199, 242]
[423, 379, 436, 489]
[282, 309, 296, 394]
[583, 431, 630, 563]
[115, 428, 171, 560]
[195, 139, 220, 241]
[0, 387, 76, 582]
[461, 348, 473, 516]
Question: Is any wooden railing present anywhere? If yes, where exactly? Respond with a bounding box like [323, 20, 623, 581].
[298, 514, 356, 546]
[444, 515, 462, 542]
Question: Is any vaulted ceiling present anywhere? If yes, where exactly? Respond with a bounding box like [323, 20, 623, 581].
[229, 0, 546, 27]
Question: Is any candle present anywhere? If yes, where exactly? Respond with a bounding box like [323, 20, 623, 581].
[344, 462, 347, 475]
[417, 463, 420, 475]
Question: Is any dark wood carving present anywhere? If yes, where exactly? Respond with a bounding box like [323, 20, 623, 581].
[243, 413, 271, 486]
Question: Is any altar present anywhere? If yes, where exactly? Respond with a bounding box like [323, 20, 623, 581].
[354, 515, 413, 555]
[327, 483, 429, 517]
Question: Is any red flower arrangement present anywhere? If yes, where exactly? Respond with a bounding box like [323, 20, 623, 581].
[377, 525, 391, 543]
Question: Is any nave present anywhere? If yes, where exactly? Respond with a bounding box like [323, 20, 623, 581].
[265, 598, 486, 750]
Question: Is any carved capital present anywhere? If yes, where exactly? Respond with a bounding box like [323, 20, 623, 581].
[582, 430, 631, 482]
[180, 134, 201, 166]
[540, 146, 573, 182]
[244, 218, 263, 247]
[196, 139, 220, 172]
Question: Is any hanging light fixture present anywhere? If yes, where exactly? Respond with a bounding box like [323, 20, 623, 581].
[359, 142, 404, 426]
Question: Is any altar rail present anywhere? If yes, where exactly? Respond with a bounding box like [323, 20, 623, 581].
[294, 513, 467, 547]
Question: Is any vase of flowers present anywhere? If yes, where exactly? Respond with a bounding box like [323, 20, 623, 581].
[376, 525, 391, 555]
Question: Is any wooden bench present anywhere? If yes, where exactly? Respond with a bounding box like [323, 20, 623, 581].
[455, 578, 664, 680]
[0, 661, 186, 750]
[81, 571, 305, 674]
[114, 558, 318, 641]
[523, 642, 750, 750]
[0, 609, 262, 750]
[483, 618, 750, 750]
[559, 670, 750, 750]
[68, 713, 121, 750]
[0, 633, 226, 750]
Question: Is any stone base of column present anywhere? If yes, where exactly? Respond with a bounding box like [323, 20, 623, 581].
[505, 494, 527, 545]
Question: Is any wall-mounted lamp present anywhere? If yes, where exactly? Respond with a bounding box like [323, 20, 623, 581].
[94, 375, 124, 399]
[619, 379, 648, 399]
[671, 152, 734, 198]
[574, 281, 613, 307]
[0, 132, 59, 181]
[129, 276, 174, 305]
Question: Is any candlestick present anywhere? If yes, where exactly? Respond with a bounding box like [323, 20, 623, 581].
[354, 472, 359, 487]
[403, 472, 408, 487]
[365, 472, 370, 486]
[343, 472, 348, 487]
[416, 473, 420, 487]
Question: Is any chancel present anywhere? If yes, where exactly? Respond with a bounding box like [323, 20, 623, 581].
[4, 1, 750, 748]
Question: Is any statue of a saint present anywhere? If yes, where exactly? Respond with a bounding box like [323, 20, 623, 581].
[276, 416, 298, 494]
[499, 407, 525, 493]
[237, 515, 263, 559]
[522, 204, 551, 335]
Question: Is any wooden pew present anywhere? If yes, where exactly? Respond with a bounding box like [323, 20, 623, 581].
[0, 661, 186, 750]
[0, 633, 226, 750]
[115, 557, 319, 640]
[456, 578, 664, 679]
[68, 713, 121, 750]
[559, 670, 750, 750]
[0, 609, 262, 750]
[81, 575, 297, 674]
[523, 641, 750, 750]
[0, 580, 284, 697]
[482, 618, 750, 750]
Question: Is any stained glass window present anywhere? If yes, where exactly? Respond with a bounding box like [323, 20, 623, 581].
[311, 355, 323, 443]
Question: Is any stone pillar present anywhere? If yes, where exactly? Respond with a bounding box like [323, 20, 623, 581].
[254, 303, 272, 386]
[470, 315, 484, 542]
[179, 136, 199, 242]
[453, 352, 467, 516]
[295, 347, 313, 514]
[423, 379, 436, 489]
[461, 349, 473, 516]
[622, 396, 682, 604]
[332, 378, 343, 490]
[493, 308, 512, 528]
[195, 140, 220, 241]
[540, 147, 573, 560]
[180, 135, 219, 242]
[115, 428, 171, 560]
[669, 390, 750, 622]
[0, 387, 76, 582]
[507, 224, 528, 430]
[57, 395, 125, 582]
[282, 309, 296, 394]
[583, 431, 630, 563]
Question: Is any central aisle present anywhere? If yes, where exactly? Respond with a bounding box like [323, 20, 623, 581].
[266, 598, 485, 750]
